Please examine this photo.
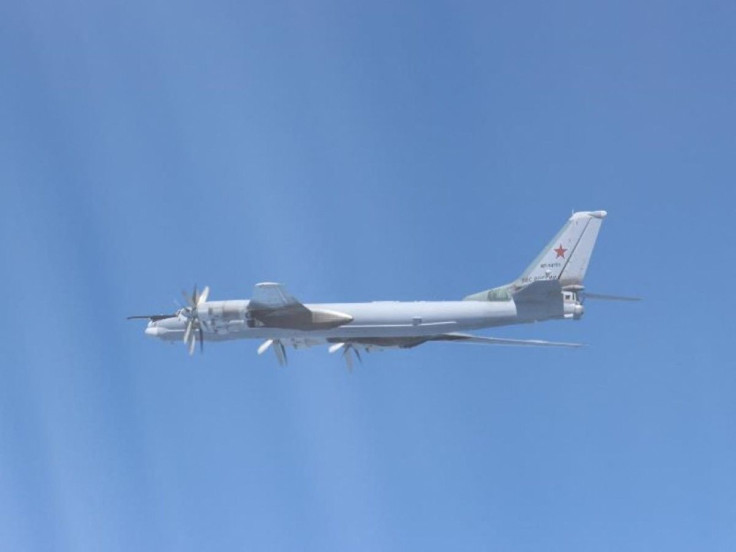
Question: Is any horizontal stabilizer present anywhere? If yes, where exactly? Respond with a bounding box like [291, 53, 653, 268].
[582, 292, 642, 302]
[432, 332, 583, 348]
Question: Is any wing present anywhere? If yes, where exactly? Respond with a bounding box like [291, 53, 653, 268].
[249, 282, 302, 310]
[334, 332, 583, 350]
[431, 332, 583, 348]
[248, 283, 352, 330]
[247, 282, 312, 329]
[127, 313, 177, 321]
[323, 332, 582, 371]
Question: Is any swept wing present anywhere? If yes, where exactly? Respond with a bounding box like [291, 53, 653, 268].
[248, 282, 353, 330]
[430, 332, 583, 348]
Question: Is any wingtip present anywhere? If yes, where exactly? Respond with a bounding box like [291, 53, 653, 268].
[571, 210, 607, 220]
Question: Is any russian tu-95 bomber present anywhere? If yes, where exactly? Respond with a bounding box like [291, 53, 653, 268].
[129, 211, 638, 368]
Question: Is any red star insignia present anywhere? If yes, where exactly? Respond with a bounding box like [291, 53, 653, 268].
[554, 244, 567, 258]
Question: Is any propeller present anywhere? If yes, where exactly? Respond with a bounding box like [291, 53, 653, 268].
[181, 285, 210, 355]
[329, 342, 363, 372]
[257, 339, 288, 366]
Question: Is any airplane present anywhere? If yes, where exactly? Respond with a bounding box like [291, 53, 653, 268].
[129, 210, 638, 368]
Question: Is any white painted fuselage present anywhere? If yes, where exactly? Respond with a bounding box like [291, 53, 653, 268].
[133, 210, 619, 359]
[146, 299, 521, 345]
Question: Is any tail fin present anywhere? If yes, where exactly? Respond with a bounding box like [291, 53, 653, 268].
[516, 210, 607, 288]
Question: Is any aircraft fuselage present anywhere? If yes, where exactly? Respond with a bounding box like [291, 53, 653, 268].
[132, 210, 620, 361]
[146, 299, 524, 344]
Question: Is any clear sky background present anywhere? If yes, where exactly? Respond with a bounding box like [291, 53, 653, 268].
[1, 1, 735, 550]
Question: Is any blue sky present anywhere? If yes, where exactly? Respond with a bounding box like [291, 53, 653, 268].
[1, 1, 735, 550]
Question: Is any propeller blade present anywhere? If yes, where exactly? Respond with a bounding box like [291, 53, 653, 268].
[198, 286, 210, 305]
[188, 334, 197, 355]
[328, 343, 345, 354]
[344, 349, 353, 372]
[274, 341, 287, 366]
[354, 347, 363, 364]
[199, 326, 204, 353]
[183, 319, 193, 344]
[258, 339, 274, 355]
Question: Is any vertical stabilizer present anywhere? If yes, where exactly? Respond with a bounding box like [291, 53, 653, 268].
[516, 211, 607, 288]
